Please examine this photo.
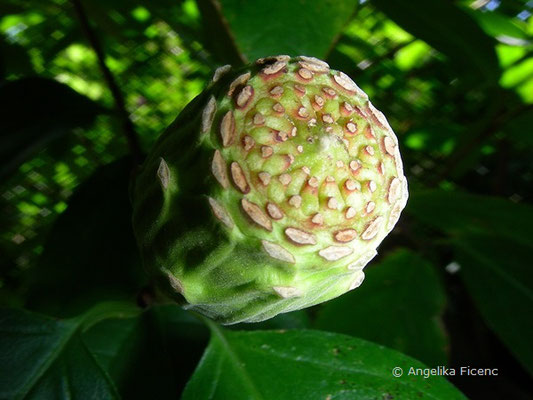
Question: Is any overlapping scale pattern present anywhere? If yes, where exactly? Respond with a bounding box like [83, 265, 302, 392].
[132, 56, 408, 324]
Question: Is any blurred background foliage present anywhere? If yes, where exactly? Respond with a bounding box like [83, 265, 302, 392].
[0, 0, 532, 398]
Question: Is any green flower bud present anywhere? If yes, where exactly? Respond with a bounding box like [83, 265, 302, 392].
[132, 56, 408, 324]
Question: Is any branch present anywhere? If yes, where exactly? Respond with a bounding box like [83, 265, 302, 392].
[71, 0, 143, 165]
[432, 102, 533, 185]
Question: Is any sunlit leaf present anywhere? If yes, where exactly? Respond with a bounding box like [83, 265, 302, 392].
[496, 44, 527, 68]
[394, 40, 432, 71]
[501, 58, 533, 87]
[501, 58, 533, 103]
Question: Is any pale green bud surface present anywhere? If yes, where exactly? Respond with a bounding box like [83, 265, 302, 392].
[132, 56, 408, 324]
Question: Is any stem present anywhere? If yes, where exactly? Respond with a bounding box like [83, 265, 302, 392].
[71, 0, 143, 165]
[77, 301, 142, 332]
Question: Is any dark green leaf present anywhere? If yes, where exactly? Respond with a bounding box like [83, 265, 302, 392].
[83, 314, 141, 372]
[315, 249, 448, 366]
[503, 109, 533, 147]
[372, 0, 500, 83]
[26, 157, 146, 317]
[195, 0, 247, 66]
[408, 189, 533, 373]
[407, 190, 533, 247]
[200, 0, 357, 62]
[0, 35, 34, 79]
[453, 233, 533, 374]
[0, 303, 138, 399]
[84, 304, 209, 398]
[403, 123, 463, 155]
[0, 2, 26, 15]
[183, 327, 466, 400]
[0, 78, 105, 179]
